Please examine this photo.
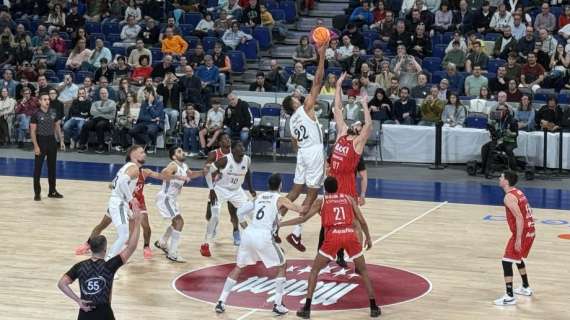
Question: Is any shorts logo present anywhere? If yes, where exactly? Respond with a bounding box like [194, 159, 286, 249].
[173, 259, 431, 311]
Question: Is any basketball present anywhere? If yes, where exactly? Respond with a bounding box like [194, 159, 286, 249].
[312, 27, 331, 46]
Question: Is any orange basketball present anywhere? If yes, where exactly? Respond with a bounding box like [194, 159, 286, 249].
[312, 27, 331, 46]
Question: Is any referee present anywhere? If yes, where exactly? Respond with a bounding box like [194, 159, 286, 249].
[58, 209, 143, 320]
[30, 92, 65, 201]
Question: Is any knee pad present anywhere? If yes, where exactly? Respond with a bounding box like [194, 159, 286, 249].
[516, 260, 525, 269]
[502, 260, 513, 277]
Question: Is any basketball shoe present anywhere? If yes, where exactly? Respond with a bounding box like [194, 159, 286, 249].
[514, 286, 533, 296]
[200, 243, 212, 257]
[154, 240, 168, 254]
[286, 234, 306, 252]
[493, 294, 516, 306]
[272, 304, 288, 316]
[143, 246, 152, 259]
[214, 301, 225, 313]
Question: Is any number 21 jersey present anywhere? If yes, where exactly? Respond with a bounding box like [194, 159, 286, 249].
[321, 193, 355, 229]
[289, 106, 322, 150]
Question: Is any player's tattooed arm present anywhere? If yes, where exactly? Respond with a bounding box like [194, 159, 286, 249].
[279, 199, 322, 227]
[351, 196, 372, 250]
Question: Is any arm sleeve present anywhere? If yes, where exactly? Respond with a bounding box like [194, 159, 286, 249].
[65, 262, 81, 281]
[237, 200, 255, 222]
[106, 255, 124, 273]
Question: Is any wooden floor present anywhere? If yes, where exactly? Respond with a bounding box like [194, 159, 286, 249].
[1, 176, 569, 320]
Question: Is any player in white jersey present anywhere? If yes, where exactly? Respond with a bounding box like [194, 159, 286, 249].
[214, 173, 307, 316]
[105, 145, 146, 261]
[204, 141, 256, 256]
[279, 39, 329, 251]
[154, 147, 205, 262]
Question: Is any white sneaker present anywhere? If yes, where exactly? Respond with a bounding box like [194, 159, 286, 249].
[514, 286, 533, 296]
[272, 304, 289, 316]
[167, 254, 186, 263]
[493, 294, 516, 306]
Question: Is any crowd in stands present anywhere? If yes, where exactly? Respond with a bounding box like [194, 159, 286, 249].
[0, 0, 569, 158]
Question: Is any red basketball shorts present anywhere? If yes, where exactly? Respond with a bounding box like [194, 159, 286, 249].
[130, 195, 148, 214]
[503, 231, 535, 263]
[319, 227, 363, 260]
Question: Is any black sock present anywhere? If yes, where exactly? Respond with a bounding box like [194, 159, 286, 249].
[370, 298, 377, 308]
[144, 242, 149, 248]
[304, 298, 312, 309]
[506, 282, 513, 297]
[521, 274, 529, 288]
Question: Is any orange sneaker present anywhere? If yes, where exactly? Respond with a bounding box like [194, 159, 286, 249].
[75, 242, 90, 255]
[143, 247, 153, 259]
[200, 243, 211, 257]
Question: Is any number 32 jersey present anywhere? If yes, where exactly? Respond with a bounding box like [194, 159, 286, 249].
[290, 106, 322, 150]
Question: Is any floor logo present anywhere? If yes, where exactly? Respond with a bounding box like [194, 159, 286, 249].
[173, 259, 431, 311]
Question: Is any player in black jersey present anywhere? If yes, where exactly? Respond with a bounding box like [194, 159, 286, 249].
[57, 205, 143, 319]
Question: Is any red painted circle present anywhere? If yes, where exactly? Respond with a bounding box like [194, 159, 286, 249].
[558, 234, 570, 240]
[173, 259, 431, 311]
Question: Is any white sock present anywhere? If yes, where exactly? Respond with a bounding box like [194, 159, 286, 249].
[292, 224, 303, 237]
[160, 226, 173, 245]
[274, 277, 286, 306]
[169, 230, 181, 256]
[107, 224, 129, 260]
[205, 204, 220, 242]
[218, 278, 237, 303]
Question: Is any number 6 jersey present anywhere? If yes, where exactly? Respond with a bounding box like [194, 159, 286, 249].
[289, 106, 322, 150]
[248, 191, 281, 234]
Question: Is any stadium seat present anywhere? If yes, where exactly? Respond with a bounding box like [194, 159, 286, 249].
[238, 39, 259, 60]
[442, 32, 454, 44]
[486, 59, 505, 73]
[534, 88, 556, 102]
[265, 0, 279, 10]
[422, 57, 442, 73]
[270, 9, 286, 22]
[326, 67, 343, 78]
[57, 70, 74, 82]
[111, 46, 127, 57]
[279, 1, 297, 23]
[484, 33, 500, 41]
[241, 26, 253, 35]
[465, 113, 489, 129]
[76, 71, 94, 84]
[433, 44, 447, 58]
[106, 34, 121, 43]
[262, 103, 282, 111]
[150, 48, 163, 61]
[202, 36, 218, 51]
[102, 22, 120, 35]
[85, 21, 101, 34]
[56, 56, 68, 71]
[184, 36, 201, 49]
[228, 51, 246, 73]
[284, 66, 294, 77]
[44, 70, 58, 83]
[179, 24, 195, 35]
[366, 120, 382, 164]
[431, 71, 444, 85]
[253, 27, 272, 50]
[559, 90, 570, 104]
[184, 12, 203, 27]
[306, 65, 316, 75]
[207, 0, 219, 8]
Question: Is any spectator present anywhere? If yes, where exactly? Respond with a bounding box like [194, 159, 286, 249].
[418, 86, 444, 126]
[14, 87, 39, 147]
[156, 72, 181, 133]
[443, 40, 466, 69]
[180, 66, 209, 111]
[515, 94, 535, 131]
[371, 0, 387, 25]
[453, 0, 474, 33]
[46, 4, 66, 33]
[343, 94, 364, 122]
[94, 58, 114, 83]
[214, 10, 232, 37]
[66, 38, 91, 71]
[15, 77, 36, 100]
[112, 56, 130, 82]
[115, 15, 141, 48]
[368, 48, 386, 74]
[114, 91, 140, 151]
[128, 39, 152, 68]
[87, 38, 113, 71]
[222, 21, 252, 50]
[181, 103, 201, 155]
[266, 59, 288, 92]
[0, 87, 16, 145]
[161, 27, 188, 57]
[81, 76, 95, 100]
[70, 27, 88, 49]
[392, 48, 422, 90]
[31, 25, 48, 48]
[350, 1, 373, 27]
[249, 71, 272, 92]
[37, 75, 54, 95]
[286, 62, 314, 93]
[122, 0, 142, 24]
[505, 79, 522, 102]
[438, 79, 450, 101]
[393, 87, 417, 124]
[343, 46, 367, 76]
[196, 55, 221, 95]
[344, 23, 366, 51]
[473, 1, 492, 34]
[465, 65, 489, 97]
[504, 52, 521, 83]
[131, 55, 153, 85]
[159, 17, 181, 42]
[48, 32, 66, 56]
[293, 36, 317, 66]
[193, 13, 215, 38]
[535, 97, 563, 132]
[378, 10, 396, 42]
[410, 23, 431, 59]
[411, 73, 430, 99]
[65, 3, 85, 34]
[92, 77, 117, 101]
[489, 3, 512, 32]
[199, 103, 225, 156]
[0, 69, 17, 98]
[260, 4, 287, 40]
[488, 66, 508, 94]
[136, 78, 156, 104]
[15, 39, 34, 67]
[116, 77, 135, 106]
[515, 26, 535, 62]
[547, 44, 570, 91]
[224, 93, 252, 145]
[0, 35, 14, 69]
[242, 0, 261, 27]
[444, 32, 467, 54]
[77, 88, 116, 153]
[389, 19, 412, 50]
[387, 77, 401, 100]
[190, 44, 206, 68]
[433, 2, 453, 32]
[442, 93, 467, 128]
[63, 88, 91, 148]
[368, 88, 394, 123]
[337, 35, 355, 63]
[212, 42, 231, 95]
[493, 27, 517, 60]
[375, 60, 395, 92]
[480, 103, 518, 175]
[359, 75, 380, 97]
[534, 3, 556, 33]
[56, 73, 79, 108]
[137, 19, 160, 47]
[32, 39, 57, 69]
[520, 52, 545, 91]
[560, 6, 570, 39]
[320, 73, 337, 95]
[108, 0, 128, 23]
[225, 0, 243, 21]
[84, 0, 107, 22]
[465, 41, 489, 73]
[175, 56, 189, 77]
[511, 14, 526, 40]
[151, 55, 176, 80]
[129, 88, 164, 149]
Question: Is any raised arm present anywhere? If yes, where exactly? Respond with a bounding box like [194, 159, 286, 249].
[279, 198, 322, 227]
[353, 97, 373, 151]
[351, 196, 372, 250]
[304, 41, 329, 113]
[334, 72, 348, 137]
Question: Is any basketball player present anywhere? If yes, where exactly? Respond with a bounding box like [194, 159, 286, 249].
[200, 133, 241, 257]
[494, 171, 536, 306]
[280, 39, 329, 251]
[214, 173, 306, 315]
[279, 176, 381, 319]
[58, 207, 143, 320]
[154, 147, 205, 262]
[204, 141, 256, 256]
[75, 162, 161, 259]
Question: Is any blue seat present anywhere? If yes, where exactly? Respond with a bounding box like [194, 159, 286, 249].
[241, 26, 253, 35]
[85, 21, 101, 34]
[261, 105, 281, 117]
[56, 56, 68, 70]
[284, 66, 294, 77]
[228, 51, 246, 73]
[270, 9, 286, 22]
[279, 1, 297, 23]
[487, 59, 505, 73]
[484, 33, 500, 41]
[433, 44, 446, 58]
[110, 46, 126, 57]
[422, 57, 442, 73]
[202, 36, 219, 51]
[102, 22, 120, 35]
[57, 69, 74, 82]
[362, 31, 379, 42]
[184, 36, 201, 49]
[306, 65, 316, 75]
[253, 26, 272, 50]
[106, 34, 121, 43]
[76, 71, 94, 84]
[150, 48, 163, 61]
[237, 39, 259, 60]
[442, 32, 454, 44]
[207, 0, 219, 7]
[179, 24, 195, 36]
[326, 67, 343, 78]
[465, 113, 489, 129]
[250, 105, 261, 119]
[559, 92, 570, 104]
[431, 71, 445, 84]
[183, 12, 203, 27]
[266, 0, 279, 11]
[533, 93, 549, 102]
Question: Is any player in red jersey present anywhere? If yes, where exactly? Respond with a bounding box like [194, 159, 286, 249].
[200, 133, 241, 257]
[75, 153, 162, 259]
[279, 176, 380, 319]
[494, 171, 536, 306]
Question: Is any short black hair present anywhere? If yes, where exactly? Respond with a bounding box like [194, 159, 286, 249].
[38, 92, 50, 99]
[268, 173, 282, 191]
[503, 171, 518, 186]
[231, 140, 244, 151]
[168, 146, 179, 160]
[324, 176, 338, 193]
[88, 235, 107, 254]
[282, 95, 295, 115]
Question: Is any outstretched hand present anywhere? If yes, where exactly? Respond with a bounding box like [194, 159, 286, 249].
[317, 40, 329, 56]
[336, 72, 347, 88]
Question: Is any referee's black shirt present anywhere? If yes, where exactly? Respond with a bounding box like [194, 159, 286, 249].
[30, 108, 58, 136]
[65, 256, 124, 306]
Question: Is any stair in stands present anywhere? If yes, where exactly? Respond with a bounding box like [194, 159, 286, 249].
[313, 2, 347, 11]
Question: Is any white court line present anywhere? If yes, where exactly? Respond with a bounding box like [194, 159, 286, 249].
[237, 201, 449, 319]
[373, 201, 448, 245]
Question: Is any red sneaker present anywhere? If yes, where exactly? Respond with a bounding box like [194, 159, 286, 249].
[75, 242, 90, 255]
[143, 247, 153, 259]
[200, 243, 212, 257]
[286, 234, 306, 252]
